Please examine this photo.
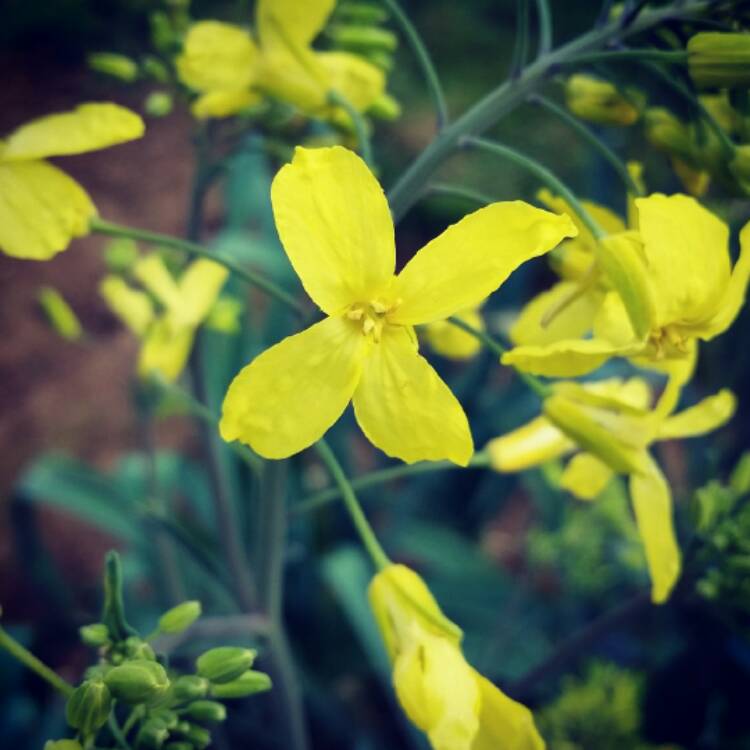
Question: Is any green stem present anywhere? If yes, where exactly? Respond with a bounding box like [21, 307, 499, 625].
[531, 95, 644, 196]
[328, 90, 373, 166]
[293, 452, 490, 515]
[427, 182, 495, 206]
[564, 48, 689, 64]
[379, 0, 449, 128]
[447, 316, 551, 399]
[108, 711, 134, 750]
[386, 0, 714, 221]
[90, 217, 304, 314]
[314, 440, 390, 571]
[534, 0, 553, 56]
[464, 136, 606, 239]
[0, 624, 74, 697]
[511, 0, 531, 77]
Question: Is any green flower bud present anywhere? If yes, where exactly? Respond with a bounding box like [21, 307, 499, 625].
[87, 52, 139, 83]
[335, 2, 389, 24]
[368, 92, 402, 121]
[65, 680, 112, 735]
[79, 623, 110, 648]
[44, 742, 83, 750]
[142, 56, 170, 83]
[144, 91, 174, 118]
[364, 50, 394, 72]
[104, 238, 139, 272]
[196, 647, 256, 684]
[205, 296, 244, 334]
[104, 660, 170, 704]
[171, 675, 209, 702]
[209, 670, 272, 699]
[731, 452, 750, 495]
[37, 287, 83, 342]
[565, 74, 641, 126]
[183, 700, 227, 723]
[730, 144, 750, 195]
[158, 601, 202, 634]
[643, 108, 694, 160]
[164, 744, 193, 750]
[327, 24, 398, 53]
[136, 717, 170, 749]
[124, 636, 156, 661]
[178, 724, 211, 749]
[688, 32, 750, 89]
[151, 709, 179, 730]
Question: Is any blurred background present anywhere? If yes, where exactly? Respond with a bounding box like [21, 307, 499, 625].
[1, 1, 750, 748]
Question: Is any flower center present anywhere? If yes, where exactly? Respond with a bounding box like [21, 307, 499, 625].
[648, 325, 690, 358]
[345, 298, 401, 342]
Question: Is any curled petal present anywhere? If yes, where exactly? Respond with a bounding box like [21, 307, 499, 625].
[658, 389, 736, 440]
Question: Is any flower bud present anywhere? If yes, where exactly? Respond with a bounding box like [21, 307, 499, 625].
[144, 91, 174, 118]
[142, 56, 170, 83]
[124, 636, 156, 661]
[565, 74, 641, 126]
[104, 660, 170, 704]
[104, 238, 139, 273]
[196, 647, 256, 684]
[37, 287, 82, 342]
[183, 700, 227, 723]
[151, 710, 179, 730]
[65, 680, 112, 735]
[643, 108, 694, 159]
[688, 32, 750, 89]
[79, 623, 110, 648]
[171, 675, 209, 702]
[730, 144, 750, 195]
[209, 670, 272, 699]
[44, 742, 83, 750]
[178, 724, 211, 749]
[136, 717, 170, 749]
[164, 744, 193, 750]
[368, 93, 402, 121]
[335, 2, 389, 24]
[158, 601, 202, 634]
[87, 52, 139, 83]
[327, 24, 398, 53]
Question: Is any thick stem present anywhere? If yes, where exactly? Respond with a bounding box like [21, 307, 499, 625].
[534, 0, 553, 56]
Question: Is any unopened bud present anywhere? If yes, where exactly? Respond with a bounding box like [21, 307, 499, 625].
[87, 53, 138, 83]
[178, 724, 211, 749]
[144, 91, 174, 118]
[565, 74, 641, 126]
[731, 452, 750, 495]
[37, 287, 82, 342]
[368, 92, 401, 121]
[643, 108, 693, 159]
[209, 670, 272, 699]
[688, 32, 750, 89]
[171, 675, 209, 702]
[327, 24, 397, 53]
[104, 660, 170, 704]
[104, 238, 139, 273]
[730, 144, 750, 195]
[183, 700, 227, 723]
[335, 2, 389, 24]
[196, 647, 256, 684]
[66, 680, 112, 735]
[124, 636, 156, 661]
[142, 56, 170, 83]
[79, 623, 110, 648]
[136, 717, 170, 749]
[44, 742, 83, 750]
[164, 744, 193, 750]
[158, 601, 202, 634]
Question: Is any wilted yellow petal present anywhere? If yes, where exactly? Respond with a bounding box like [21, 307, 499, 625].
[176, 22, 258, 93]
[391, 203, 577, 326]
[175, 259, 230, 326]
[509, 281, 601, 346]
[658, 389, 736, 440]
[629, 455, 681, 604]
[99, 276, 154, 336]
[191, 89, 263, 120]
[220, 316, 367, 458]
[471, 672, 545, 750]
[635, 194, 730, 327]
[2, 103, 143, 161]
[423, 307, 483, 359]
[353, 326, 473, 465]
[560, 452, 614, 500]
[138, 318, 194, 382]
[486, 416, 572, 472]
[271, 146, 395, 314]
[0, 160, 95, 260]
[257, 0, 335, 52]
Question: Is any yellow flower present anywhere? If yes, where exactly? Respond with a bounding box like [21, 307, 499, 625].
[176, 0, 384, 121]
[486, 377, 737, 603]
[369, 564, 545, 750]
[422, 306, 484, 360]
[503, 195, 750, 378]
[565, 74, 641, 126]
[0, 103, 144, 260]
[219, 146, 576, 465]
[100, 255, 229, 382]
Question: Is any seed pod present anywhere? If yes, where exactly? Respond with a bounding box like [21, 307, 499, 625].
[65, 680, 112, 735]
[565, 74, 641, 126]
[104, 660, 170, 704]
[79, 623, 110, 648]
[209, 670, 272, 699]
[158, 601, 202, 634]
[171, 675, 209, 702]
[183, 700, 227, 723]
[688, 32, 750, 89]
[196, 647, 256, 684]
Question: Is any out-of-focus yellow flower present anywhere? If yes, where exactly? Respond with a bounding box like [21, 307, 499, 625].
[504, 195, 750, 377]
[487, 377, 737, 603]
[565, 74, 641, 126]
[220, 146, 576, 465]
[688, 32, 750, 89]
[369, 564, 545, 750]
[100, 255, 229, 382]
[422, 306, 484, 360]
[176, 0, 384, 121]
[0, 103, 144, 260]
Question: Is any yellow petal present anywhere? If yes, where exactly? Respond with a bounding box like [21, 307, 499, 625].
[99, 276, 154, 336]
[629, 455, 681, 604]
[138, 318, 194, 383]
[486, 417, 572, 472]
[352, 325, 473, 465]
[220, 316, 366, 458]
[471, 672, 545, 750]
[393, 631, 480, 750]
[0, 161, 95, 260]
[271, 146, 395, 314]
[592, 291, 637, 346]
[502, 338, 639, 377]
[317, 51, 385, 112]
[257, 0, 335, 52]
[658, 389, 736, 440]
[256, 47, 331, 113]
[2, 103, 143, 161]
[509, 281, 601, 346]
[423, 307, 483, 359]
[635, 193, 730, 327]
[132, 255, 181, 310]
[175, 259, 230, 326]
[191, 89, 263, 120]
[560, 452, 614, 500]
[391, 203, 577, 326]
[176, 21, 258, 93]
